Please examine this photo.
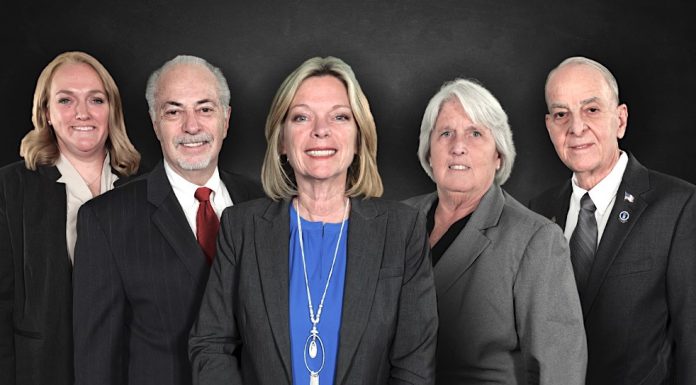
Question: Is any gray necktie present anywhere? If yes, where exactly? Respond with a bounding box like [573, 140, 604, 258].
[569, 193, 597, 293]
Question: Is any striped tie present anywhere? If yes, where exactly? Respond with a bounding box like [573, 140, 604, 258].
[569, 193, 597, 294]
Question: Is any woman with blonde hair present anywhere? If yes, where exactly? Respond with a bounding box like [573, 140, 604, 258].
[189, 56, 437, 385]
[0, 51, 140, 385]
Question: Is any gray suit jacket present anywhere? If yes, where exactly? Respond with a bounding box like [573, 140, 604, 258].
[529, 155, 696, 384]
[189, 197, 438, 385]
[405, 184, 586, 385]
[73, 161, 263, 385]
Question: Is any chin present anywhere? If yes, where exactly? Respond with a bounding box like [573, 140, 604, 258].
[177, 157, 212, 171]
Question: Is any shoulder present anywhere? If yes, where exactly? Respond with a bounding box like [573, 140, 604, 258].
[0, 160, 36, 182]
[220, 170, 264, 202]
[528, 180, 568, 209]
[402, 191, 437, 212]
[500, 190, 564, 239]
[82, 171, 151, 213]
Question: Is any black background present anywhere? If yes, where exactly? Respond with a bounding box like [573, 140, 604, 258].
[2, 0, 694, 202]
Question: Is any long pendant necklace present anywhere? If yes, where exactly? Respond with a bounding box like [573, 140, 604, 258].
[296, 197, 349, 385]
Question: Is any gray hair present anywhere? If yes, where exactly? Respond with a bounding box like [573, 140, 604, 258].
[145, 55, 231, 120]
[417, 78, 516, 186]
[545, 56, 620, 105]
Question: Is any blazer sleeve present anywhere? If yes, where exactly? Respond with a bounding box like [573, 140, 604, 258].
[0, 181, 15, 385]
[513, 222, 587, 385]
[388, 210, 438, 385]
[667, 191, 696, 384]
[189, 209, 244, 385]
[73, 204, 128, 385]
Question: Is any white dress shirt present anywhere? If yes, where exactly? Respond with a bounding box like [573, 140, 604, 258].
[564, 151, 629, 245]
[163, 160, 232, 237]
[56, 153, 119, 263]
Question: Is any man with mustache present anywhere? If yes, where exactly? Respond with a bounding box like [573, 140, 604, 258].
[73, 55, 263, 385]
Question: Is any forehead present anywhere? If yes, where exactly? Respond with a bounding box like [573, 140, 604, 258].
[292, 75, 349, 104]
[51, 62, 104, 91]
[436, 98, 473, 125]
[546, 64, 613, 104]
[156, 64, 219, 104]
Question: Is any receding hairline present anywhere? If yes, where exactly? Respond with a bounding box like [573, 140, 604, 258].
[545, 58, 620, 105]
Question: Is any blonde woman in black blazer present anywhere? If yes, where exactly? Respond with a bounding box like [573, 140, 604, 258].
[189, 56, 437, 385]
[0, 51, 139, 385]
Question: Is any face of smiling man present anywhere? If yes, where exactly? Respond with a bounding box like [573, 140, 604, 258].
[152, 63, 230, 185]
[545, 63, 628, 190]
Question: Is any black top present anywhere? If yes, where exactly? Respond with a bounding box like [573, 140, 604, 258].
[426, 198, 471, 266]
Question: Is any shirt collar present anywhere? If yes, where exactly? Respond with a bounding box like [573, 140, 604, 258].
[163, 159, 222, 203]
[571, 151, 628, 216]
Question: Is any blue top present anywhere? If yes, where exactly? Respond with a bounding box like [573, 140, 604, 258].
[289, 204, 348, 385]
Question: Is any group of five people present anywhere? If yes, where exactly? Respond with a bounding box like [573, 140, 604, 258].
[0, 51, 693, 385]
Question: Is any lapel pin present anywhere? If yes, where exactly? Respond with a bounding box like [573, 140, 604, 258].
[618, 210, 630, 223]
[624, 192, 635, 203]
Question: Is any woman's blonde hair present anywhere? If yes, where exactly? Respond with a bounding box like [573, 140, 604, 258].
[20, 51, 140, 175]
[261, 56, 383, 200]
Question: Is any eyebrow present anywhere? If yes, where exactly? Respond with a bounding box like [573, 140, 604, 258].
[161, 99, 217, 108]
[549, 96, 600, 110]
[54, 89, 106, 96]
[289, 103, 352, 110]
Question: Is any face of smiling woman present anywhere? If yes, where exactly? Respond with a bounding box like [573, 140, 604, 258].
[429, 98, 500, 202]
[46, 62, 110, 162]
[281, 75, 358, 193]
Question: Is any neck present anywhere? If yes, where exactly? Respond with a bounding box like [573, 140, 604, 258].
[179, 167, 215, 186]
[296, 187, 348, 223]
[436, 187, 485, 221]
[60, 149, 107, 197]
[574, 151, 621, 191]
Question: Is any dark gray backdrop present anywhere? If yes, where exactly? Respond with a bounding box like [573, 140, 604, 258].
[2, 0, 694, 202]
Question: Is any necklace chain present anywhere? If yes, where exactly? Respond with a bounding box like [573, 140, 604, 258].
[296, 197, 349, 380]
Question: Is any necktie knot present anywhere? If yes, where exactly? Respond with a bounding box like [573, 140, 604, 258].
[580, 193, 596, 213]
[195, 187, 213, 203]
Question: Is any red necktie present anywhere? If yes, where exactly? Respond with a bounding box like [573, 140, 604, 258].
[194, 187, 220, 264]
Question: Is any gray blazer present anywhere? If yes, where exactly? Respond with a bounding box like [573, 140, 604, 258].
[189, 197, 438, 385]
[405, 184, 586, 385]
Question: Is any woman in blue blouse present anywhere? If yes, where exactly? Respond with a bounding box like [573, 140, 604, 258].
[189, 56, 438, 385]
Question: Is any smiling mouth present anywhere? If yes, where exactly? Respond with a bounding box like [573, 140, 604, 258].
[570, 143, 593, 150]
[72, 126, 96, 131]
[181, 141, 208, 148]
[449, 165, 470, 170]
[306, 149, 336, 157]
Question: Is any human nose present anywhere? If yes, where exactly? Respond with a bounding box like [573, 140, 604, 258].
[451, 135, 467, 155]
[182, 109, 200, 134]
[311, 119, 330, 138]
[569, 115, 587, 136]
[75, 101, 90, 120]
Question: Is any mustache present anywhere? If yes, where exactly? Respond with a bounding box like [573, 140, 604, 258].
[173, 133, 213, 145]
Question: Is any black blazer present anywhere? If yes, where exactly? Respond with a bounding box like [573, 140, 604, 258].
[529, 155, 696, 385]
[72, 161, 263, 385]
[189, 197, 438, 385]
[0, 160, 129, 385]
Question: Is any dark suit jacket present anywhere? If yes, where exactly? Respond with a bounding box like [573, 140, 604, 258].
[0, 160, 130, 385]
[188, 197, 438, 385]
[529, 155, 696, 385]
[405, 184, 586, 385]
[72, 161, 263, 385]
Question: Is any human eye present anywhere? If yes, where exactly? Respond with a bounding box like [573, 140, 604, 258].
[290, 113, 308, 122]
[198, 105, 216, 115]
[335, 113, 352, 122]
[162, 108, 181, 120]
[439, 129, 452, 138]
[552, 110, 569, 121]
[90, 97, 106, 105]
[56, 97, 71, 105]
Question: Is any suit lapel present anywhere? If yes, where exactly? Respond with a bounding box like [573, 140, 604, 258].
[335, 198, 385, 385]
[148, 162, 207, 281]
[581, 156, 650, 316]
[255, 199, 293, 382]
[433, 185, 502, 296]
[550, 182, 572, 231]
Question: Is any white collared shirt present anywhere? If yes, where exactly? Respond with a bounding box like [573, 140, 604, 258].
[163, 160, 232, 237]
[56, 152, 119, 264]
[564, 151, 629, 245]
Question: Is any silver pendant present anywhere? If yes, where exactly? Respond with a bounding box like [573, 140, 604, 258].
[310, 372, 319, 385]
[309, 339, 318, 358]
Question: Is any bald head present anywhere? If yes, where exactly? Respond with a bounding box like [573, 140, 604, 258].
[545, 56, 620, 108]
